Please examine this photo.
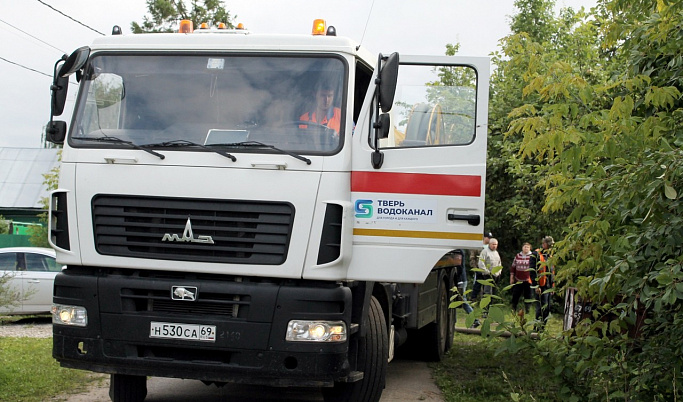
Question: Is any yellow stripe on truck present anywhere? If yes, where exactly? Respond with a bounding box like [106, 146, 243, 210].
[353, 228, 482, 241]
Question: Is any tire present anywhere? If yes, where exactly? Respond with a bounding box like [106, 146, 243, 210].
[422, 278, 449, 362]
[109, 374, 147, 402]
[445, 280, 456, 353]
[322, 296, 388, 402]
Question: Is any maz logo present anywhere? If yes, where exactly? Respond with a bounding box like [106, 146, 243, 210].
[354, 199, 373, 218]
[162, 217, 215, 244]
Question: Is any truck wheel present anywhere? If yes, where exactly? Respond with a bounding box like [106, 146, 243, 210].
[322, 296, 387, 402]
[422, 279, 448, 361]
[109, 374, 147, 402]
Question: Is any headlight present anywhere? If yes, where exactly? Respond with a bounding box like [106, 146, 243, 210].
[52, 304, 88, 327]
[286, 320, 347, 342]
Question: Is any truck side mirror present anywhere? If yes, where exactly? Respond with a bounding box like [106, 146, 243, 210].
[58, 46, 90, 78]
[378, 52, 399, 113]
[371, 53, 399, 169]
[51, 75, 69, 117]
[47, 47, 90, 144]
[46, 121, 67, 144]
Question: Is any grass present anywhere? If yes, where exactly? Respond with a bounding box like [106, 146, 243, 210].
[0, 320, 105, 402]
[433, 312, 564, 402]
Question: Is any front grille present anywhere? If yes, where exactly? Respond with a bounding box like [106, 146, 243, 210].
[121, 287, 247, 317]
[92, 195, 294, 264]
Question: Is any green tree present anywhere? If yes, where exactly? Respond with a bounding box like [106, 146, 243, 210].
[483, 0, 581, 265]
[131, 0, 235, 33]
[1, 215, 21, 311]
[0, 215, 9, 234]
[0, 273, 21, 312]
[483, 0, 682, 400]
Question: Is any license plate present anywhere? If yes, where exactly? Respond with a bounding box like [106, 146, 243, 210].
[150, 321, 216, 342]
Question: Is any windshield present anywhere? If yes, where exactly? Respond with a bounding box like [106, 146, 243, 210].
[70, 53, 347, 154]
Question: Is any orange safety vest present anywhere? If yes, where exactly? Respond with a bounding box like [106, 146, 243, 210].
[536, 249, 554, 287]
[300, 107, 342, 133]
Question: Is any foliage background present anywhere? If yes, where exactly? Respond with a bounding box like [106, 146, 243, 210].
[131, 0, 235, 33]
[467, 0, 683, 400]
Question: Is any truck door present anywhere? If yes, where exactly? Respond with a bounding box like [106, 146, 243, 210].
[349, 55, 489, 283]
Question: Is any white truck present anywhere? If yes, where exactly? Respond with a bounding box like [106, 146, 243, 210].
[45, 20, 488, 402]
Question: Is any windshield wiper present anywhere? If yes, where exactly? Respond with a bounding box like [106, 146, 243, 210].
[208, 141, 311, 165]
[72, 136, 165, 160]
[142, 140, 236, 162]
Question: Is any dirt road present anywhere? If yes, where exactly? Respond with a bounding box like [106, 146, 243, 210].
[64, 358, 443, 401]
[0, 318, 443, 401]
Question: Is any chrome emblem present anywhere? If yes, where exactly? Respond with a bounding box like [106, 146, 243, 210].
[172, 286, 197, 301]
[162, 217, 214, 244]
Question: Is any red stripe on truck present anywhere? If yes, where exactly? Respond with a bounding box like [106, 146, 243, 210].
[351, 171, 481, 197]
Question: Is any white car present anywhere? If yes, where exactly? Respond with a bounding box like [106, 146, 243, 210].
[0, 247, 61, 315]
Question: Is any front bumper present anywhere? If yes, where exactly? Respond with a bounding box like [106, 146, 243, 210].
[52, 268, 353, 387]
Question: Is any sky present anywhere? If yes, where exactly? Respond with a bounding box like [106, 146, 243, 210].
[0, 0, 596, 148]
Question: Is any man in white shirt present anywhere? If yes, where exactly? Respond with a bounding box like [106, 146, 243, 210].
[478, 238, 502, 280]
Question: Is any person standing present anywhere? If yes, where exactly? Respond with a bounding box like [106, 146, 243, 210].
[530, 236, 555, 328]
[452, 249, 480, 327]
[510, 242, 533, 314]
[477, 238, 503, 302]
[469, 231, 492, 302]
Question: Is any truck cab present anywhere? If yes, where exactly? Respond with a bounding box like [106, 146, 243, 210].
[46, 21, 488, 402]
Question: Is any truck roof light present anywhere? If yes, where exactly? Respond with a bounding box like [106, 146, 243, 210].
[312, 19, 326, 36]
[199, 22, 210, 29]
[326, 26, 337, 36]
[236, 23, 245, 30]
[217, 22, 227, 29]
[178, 19, 193, 33]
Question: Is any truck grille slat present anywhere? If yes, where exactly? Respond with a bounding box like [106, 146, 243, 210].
[94, 223, 290, 237]
[93, 195, 294, 264]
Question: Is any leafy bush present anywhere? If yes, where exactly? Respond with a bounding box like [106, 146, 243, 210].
[459, 0, 683, 400]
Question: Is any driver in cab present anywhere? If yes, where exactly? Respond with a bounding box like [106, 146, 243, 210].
[299, 83, 341, 134]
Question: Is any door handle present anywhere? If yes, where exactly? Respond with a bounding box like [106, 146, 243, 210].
[447, 214, 480, 226]
[27, 280, 41, 283]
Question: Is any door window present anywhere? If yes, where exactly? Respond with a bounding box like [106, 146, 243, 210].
[380, 64, 477, 148]
[25, 253, 60, 272]
[0, 253, 18, 271]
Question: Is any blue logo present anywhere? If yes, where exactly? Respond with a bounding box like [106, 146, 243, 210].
[354, 199, 373, 218]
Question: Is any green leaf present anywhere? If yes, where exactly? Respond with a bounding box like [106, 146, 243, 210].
[664, 184, 677, 200]
[481, 319, 491, 337]
[657, 272, 673, 286]
[488, 306, 505, 323]
[480, 297, 491, 309]
[465, 313, 475, 328]
[449, 301, 464, 309]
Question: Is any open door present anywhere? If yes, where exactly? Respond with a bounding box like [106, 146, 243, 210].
[349, 55, 489, 283]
